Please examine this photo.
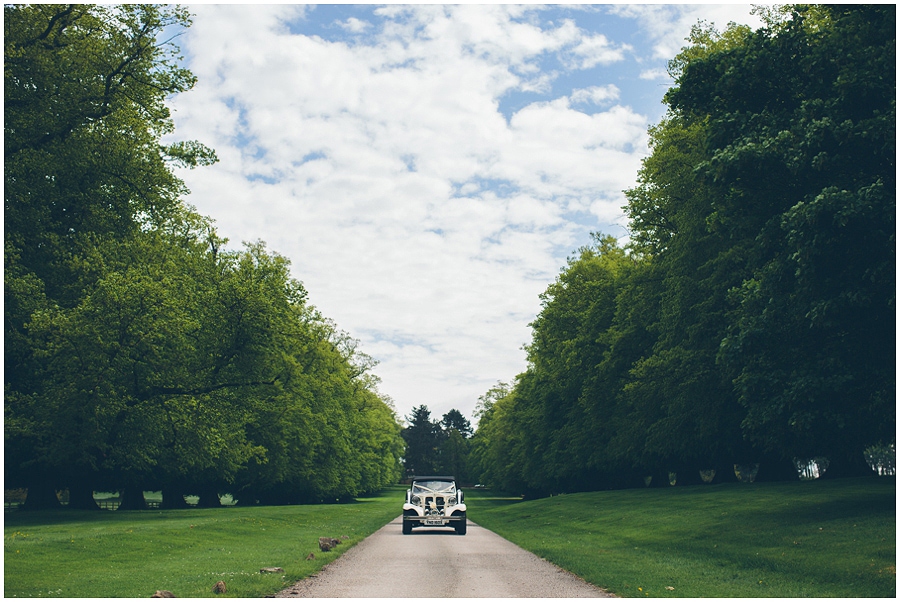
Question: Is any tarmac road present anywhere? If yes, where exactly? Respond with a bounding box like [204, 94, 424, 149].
[275, 516, 613, 598]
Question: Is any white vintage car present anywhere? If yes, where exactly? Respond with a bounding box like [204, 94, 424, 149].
[402, 476, 467, 535]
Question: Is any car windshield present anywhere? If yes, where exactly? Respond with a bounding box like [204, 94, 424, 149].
[412, 480, 456, 495]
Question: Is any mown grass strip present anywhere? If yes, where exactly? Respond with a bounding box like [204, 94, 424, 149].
[469, 477, 895, 598]
[4, 486, 405, 598]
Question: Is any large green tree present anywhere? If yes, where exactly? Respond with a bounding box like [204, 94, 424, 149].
[469, 382, 531, 494]
[471, 5, 893, 493]
[435, 409, 473, 483]
[5, 4, 404, 509]
[474, 236, 646, 494]
[667, 5, 895, 476]
[5, 3, 216, 509]
[4, 4, 215, 301]
[620, 109, 758, 482]
[401, 405, 441, 477]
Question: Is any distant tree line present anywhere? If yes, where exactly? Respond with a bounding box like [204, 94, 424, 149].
[469, 5, 895, 496]
[401, 405, 474, 483]
[5, 4, 404, 510]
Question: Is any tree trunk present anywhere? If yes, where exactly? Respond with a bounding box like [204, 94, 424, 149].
[755, 456, 799, 482]
[21, 480, 61, 510]
[714, 463, 738, 483]
[161, 486, 190, 509]
[117, 487, 147, 510]
[196, 486, 221, 508]
[67, 483, 100, 510]
[674, 465, 703, 486]
[820, 449, 873, 479]
[648, 469, 669, 488]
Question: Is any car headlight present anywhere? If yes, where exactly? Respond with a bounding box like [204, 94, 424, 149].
[411, 495, 421, 505]
[447, 496, 457, 506]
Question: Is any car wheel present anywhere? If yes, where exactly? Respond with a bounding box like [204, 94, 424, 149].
[402, 519, 412, 535]
[455, 519, 467, 535]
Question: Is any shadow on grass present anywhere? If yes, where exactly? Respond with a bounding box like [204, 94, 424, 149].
[471, 477, 895, 598]
[462, 488, 524, 507]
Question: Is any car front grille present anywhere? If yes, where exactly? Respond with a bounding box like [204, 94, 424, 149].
[425, 496, 445, 511]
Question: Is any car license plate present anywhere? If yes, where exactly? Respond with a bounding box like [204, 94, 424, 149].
[425, 519, 443, 526]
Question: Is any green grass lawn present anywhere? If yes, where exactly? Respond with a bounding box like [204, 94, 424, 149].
[469, 477, 895, 598]
[4, 486, 405, 598]
[5, 479, 894, 598]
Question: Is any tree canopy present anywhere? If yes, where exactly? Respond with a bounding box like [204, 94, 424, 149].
[401, 405, 476, 483]
[5, 4, 404, 509]
[470, 5, 895, 495]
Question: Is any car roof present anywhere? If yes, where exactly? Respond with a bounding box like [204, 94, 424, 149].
[411, 475, 456, 481]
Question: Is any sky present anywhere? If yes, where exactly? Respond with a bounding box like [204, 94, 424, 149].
[166, 4, 764, 426]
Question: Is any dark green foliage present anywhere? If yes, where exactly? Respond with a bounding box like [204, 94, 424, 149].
[401, 405, 474, 482]
[401, 405, 441, 476]
[5, 4, 404, 507]
[441, 408, 473, 438]
[472, 5, 894, 493]
[699, 6, 896, 475]
[474, 236, 651, 494]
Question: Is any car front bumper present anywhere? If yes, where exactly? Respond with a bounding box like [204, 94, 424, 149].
[402, 502, 467, 527]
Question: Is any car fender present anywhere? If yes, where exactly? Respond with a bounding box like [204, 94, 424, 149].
[402, 503, 425, 516]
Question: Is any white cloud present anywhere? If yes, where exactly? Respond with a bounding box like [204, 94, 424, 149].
[337, 17, 370, 33]
[639, 67, 670, 81]
[570, 84, 621, 105]
[566, 31, 630, 69]
[518, 71, 558, 94]
[167, 4, 732, 422]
